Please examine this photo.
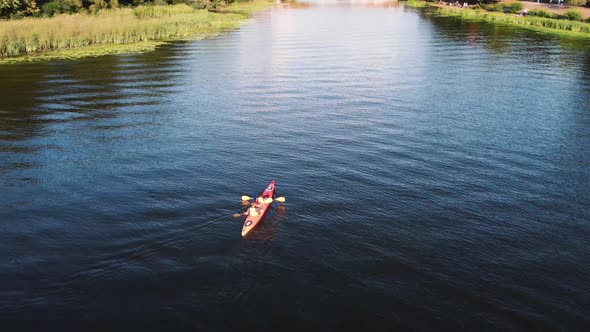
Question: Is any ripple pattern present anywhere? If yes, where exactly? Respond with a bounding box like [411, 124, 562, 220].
[1, 2, 589, 330]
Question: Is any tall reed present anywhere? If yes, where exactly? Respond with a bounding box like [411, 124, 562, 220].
[0, 2, 271, 58]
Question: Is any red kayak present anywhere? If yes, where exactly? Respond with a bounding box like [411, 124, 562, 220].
[241, 180, 276, 237]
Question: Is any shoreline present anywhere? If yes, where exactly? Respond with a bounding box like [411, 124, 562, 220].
[406, 0, 590, 38]
[0, 1, 274, 65]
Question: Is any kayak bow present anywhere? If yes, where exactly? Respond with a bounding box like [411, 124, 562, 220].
[241, 180, 276, 237]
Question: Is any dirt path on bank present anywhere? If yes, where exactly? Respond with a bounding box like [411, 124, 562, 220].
[436, 1, 590, 19]
[520, 1, 590, 19]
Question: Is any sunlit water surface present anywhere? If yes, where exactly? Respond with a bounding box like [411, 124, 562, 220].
[1, 1, 589, 330]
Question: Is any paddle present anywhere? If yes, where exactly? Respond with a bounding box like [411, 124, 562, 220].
[233, 195, 286, 218]
[241, 195, 286, 203]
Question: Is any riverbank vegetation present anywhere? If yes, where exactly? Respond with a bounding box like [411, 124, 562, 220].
[436, 6, 590, 32]
[406, 1, 590, 37]
[0, 1, 272, 62]
[407, 0, 427, 7]
[0, 0, 237, 18]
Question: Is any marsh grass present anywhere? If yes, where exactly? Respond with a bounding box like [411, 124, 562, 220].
[0, 1, 272, 60]
[0, 41, 166, 64]
[564, 10, 583, 21]
[528, 9, 557, 19]
[434, 7, 590, 35]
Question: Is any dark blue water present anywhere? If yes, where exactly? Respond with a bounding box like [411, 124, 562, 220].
[1, 2, 590, 330]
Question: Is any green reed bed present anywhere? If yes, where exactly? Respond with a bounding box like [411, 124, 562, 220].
[432, 6, 590, 36]
[0, 1, 273, 62]
[406, 0, 427, 8]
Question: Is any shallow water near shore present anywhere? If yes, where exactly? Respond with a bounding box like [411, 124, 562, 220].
[1, 1, 589, 330]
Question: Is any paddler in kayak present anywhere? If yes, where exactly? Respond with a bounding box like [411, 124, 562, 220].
[256, 194, 273, 204]
[246, 205, 260, 217]
[243, 194, 272, 217]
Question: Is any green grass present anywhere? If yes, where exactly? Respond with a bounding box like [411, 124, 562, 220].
[564, 10, 583, 21]
[409, 3, 590, 38]
[0, 1, 274, 63]
[434, 7, 590, 34]
[507, 2, 523, 14]
[406, 0, 427, 8]
[528, 9, 557, 19]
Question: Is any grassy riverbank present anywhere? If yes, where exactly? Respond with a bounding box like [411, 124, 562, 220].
[406, 1, 590, 38]
[0, 1, 273, 64]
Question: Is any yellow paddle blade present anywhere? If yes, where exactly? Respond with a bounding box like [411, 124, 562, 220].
[241, 195, 252, 201]
[232, 213, 243, 218]
[275, 197, 285, 202]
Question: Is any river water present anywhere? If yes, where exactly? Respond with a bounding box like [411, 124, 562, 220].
[1, 1, 589, 330]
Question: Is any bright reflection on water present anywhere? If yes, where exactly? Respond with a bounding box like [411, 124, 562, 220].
[1, 2, 589, 330]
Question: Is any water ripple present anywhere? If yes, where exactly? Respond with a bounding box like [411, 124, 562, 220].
[0, 2, 589, 330]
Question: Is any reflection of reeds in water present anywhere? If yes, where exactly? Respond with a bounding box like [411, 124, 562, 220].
[0, 2, 272, 58]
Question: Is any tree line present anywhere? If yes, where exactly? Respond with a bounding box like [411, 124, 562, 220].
[0, 0, 234, 18]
